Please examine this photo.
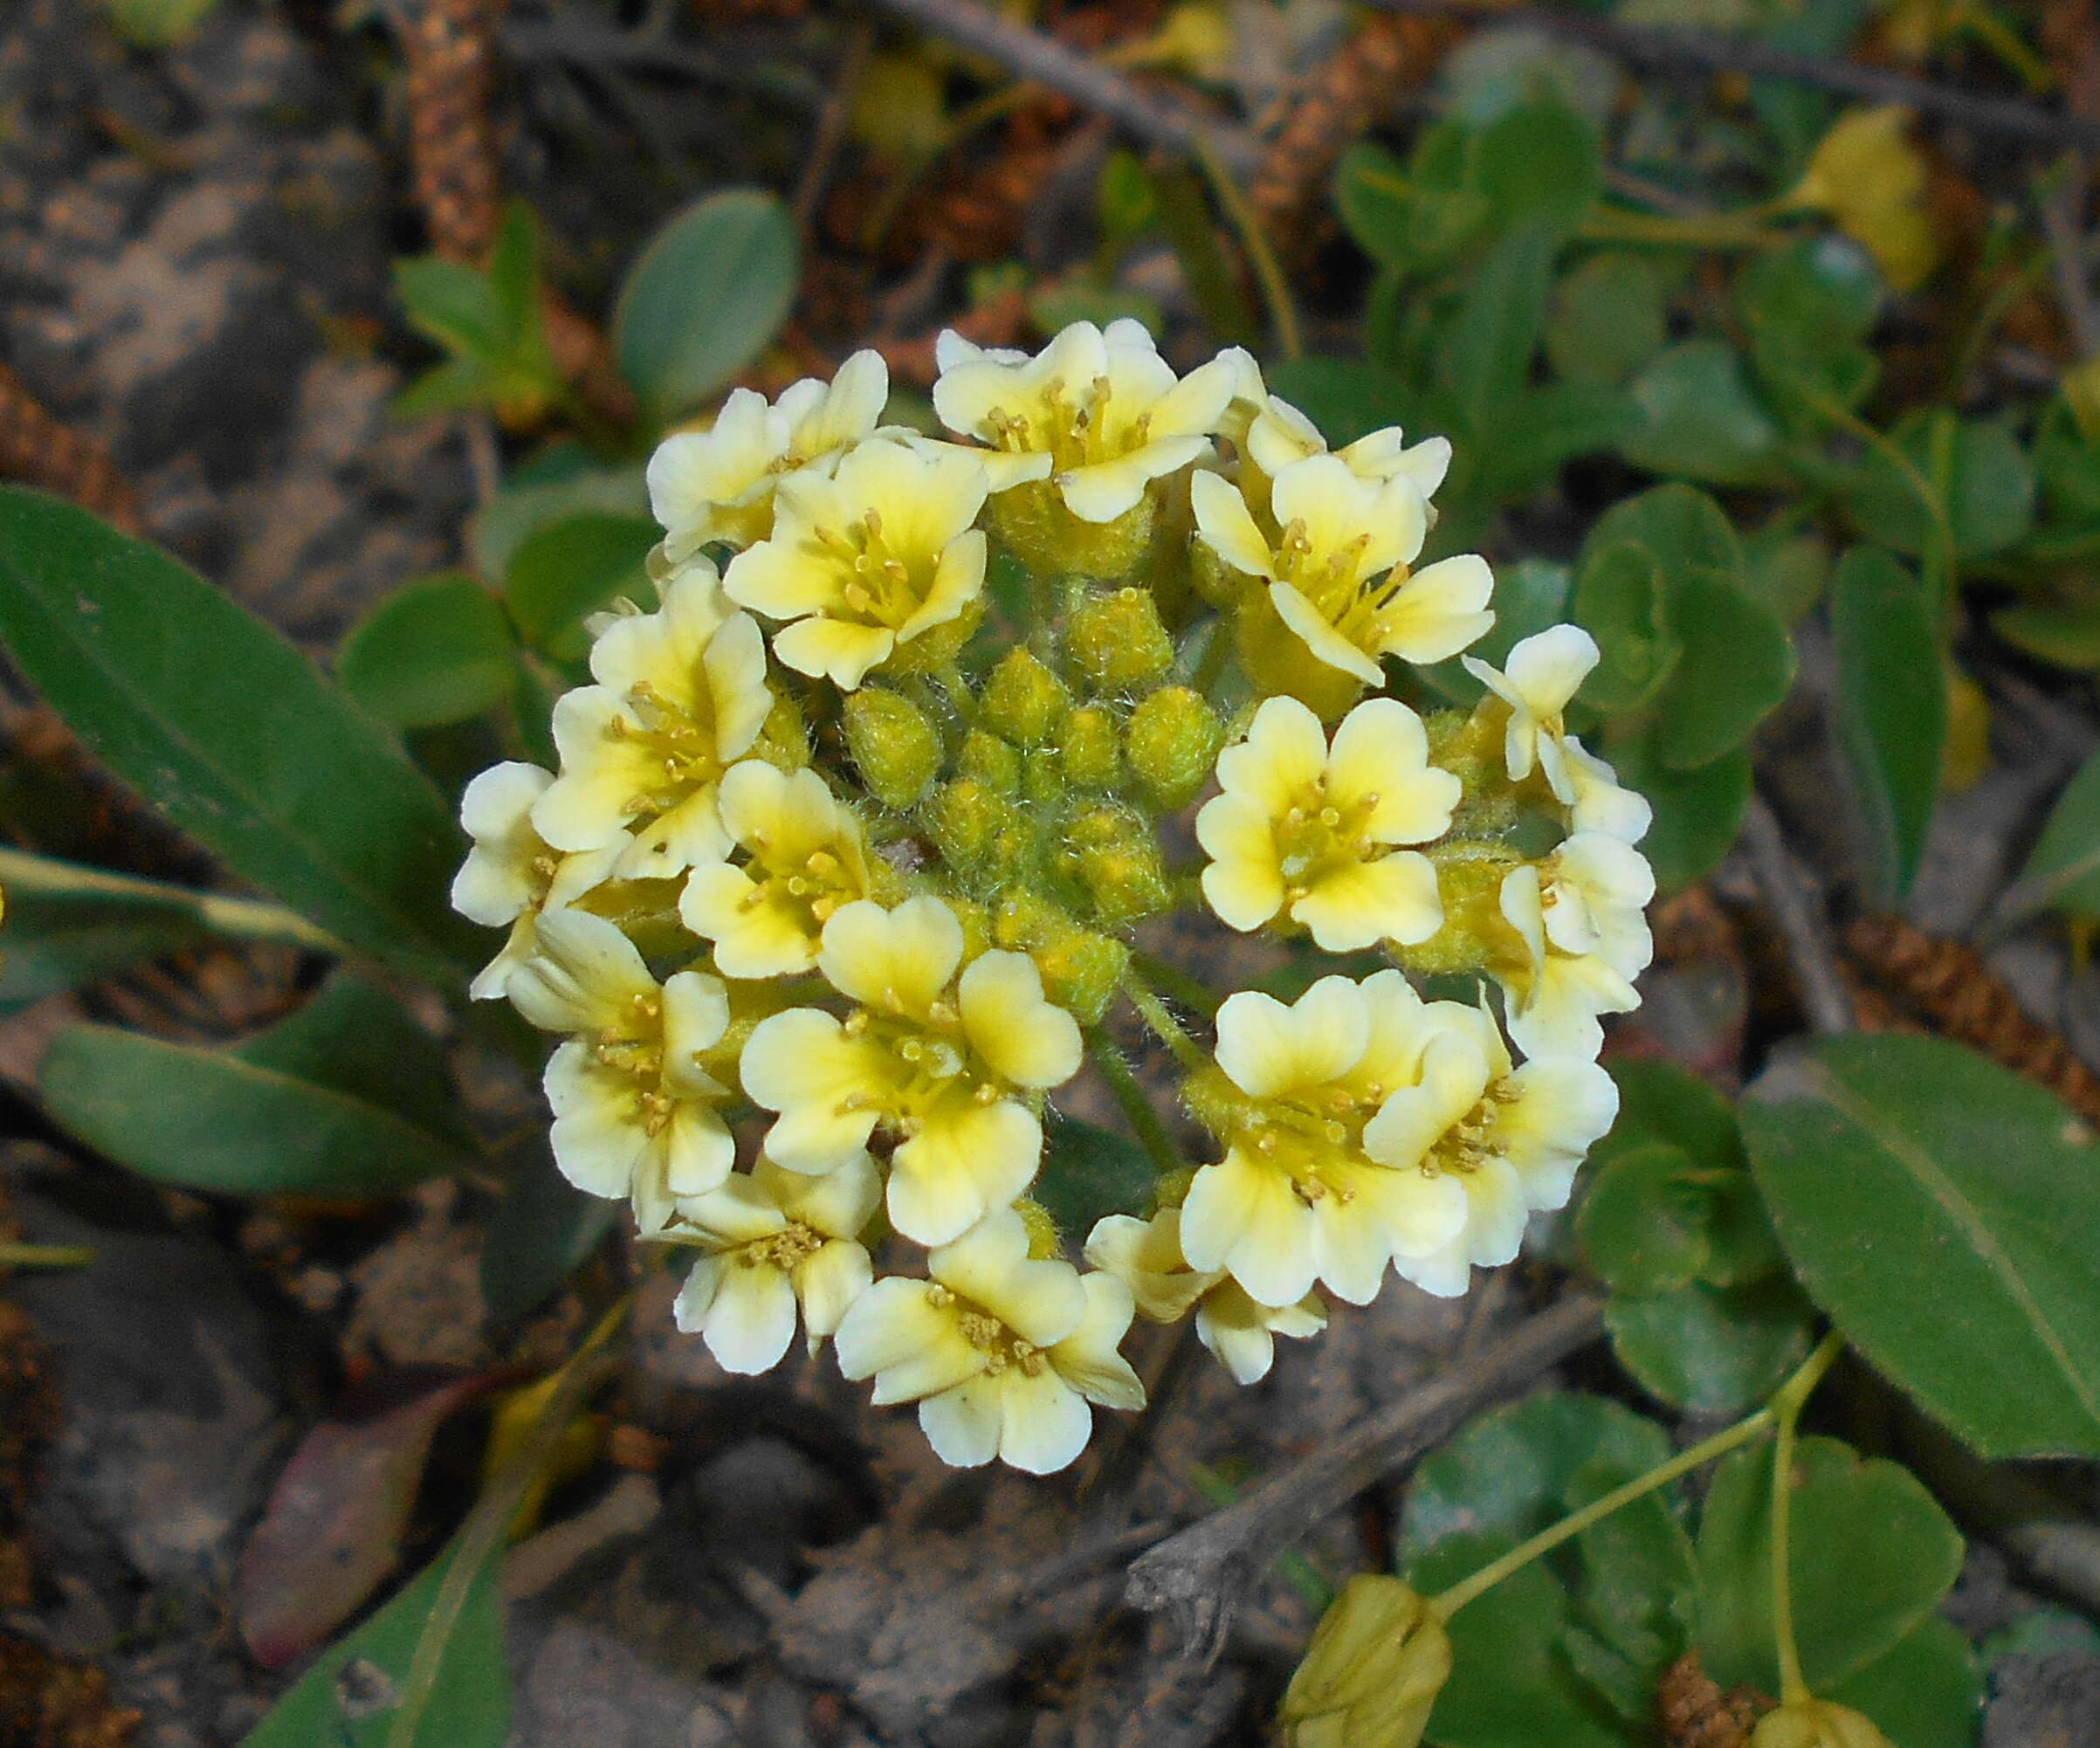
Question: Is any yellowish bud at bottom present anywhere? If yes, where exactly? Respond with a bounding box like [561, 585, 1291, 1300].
[1069, 587, 1174, 693]
[993, 891, 1127, 1025]
[1232, 589, 1366, 724]
[1749, 1699, 1897, 1748]
[1126, 686, 1223, 812]
[1064, 705, 1124, 790]
[981, 647, 1071, 747]
[989, 480, 1156, 582]
[1012, 1197, 1064, 1259]
[843, 685, 943, 810]
[1280, 1575, 1452, 1748]
[959, 728, 1022, 796]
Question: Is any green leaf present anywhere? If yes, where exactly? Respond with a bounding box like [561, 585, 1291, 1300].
[1697, 1434, 1964, 1693]
[391, 357, 502, 421]
[470, 452, 650, 585]
[1991, 595, 2100, 670]
[1650, 567, 1795, 770]
[1598, 1058, 1746, 1173]
[1033, 1114, 1154, 1235]
[1607, 732, 1751, 893]
[1474, 102, 1602, 236]
[480, 1139, 618, 1324]
[0, 882, 208, 1015]
[1568, 1455, 1696, 1668]
[337, 575, 518, 732]
[1577, 1143, 1713, 1295]
[1738, 235, 1881, 427]
[1617, 341, 1783, 487]
[1419, 559, 1568, 705]
[1830, 547, 1943, 905]
[2033, 396, 2100, 527]
[1333, 133, 1488, 273]
[0, 490, 477, 980]
[1823, 1617, 1983, 1748]
[1146, 162, 1260, 348]
[2017, 745, 2100, 918]
[612, 189, 797, 419]
[394, 258, 508, 362]
[1846, 415, 2036, 560]
[1474, 382, 1637, 503]
[1401, 1391, 1673, 1555]
[1546, 253, 1675, 388]
[1584, 482, 1744, 581]
[40, 981, 476, 1197]
[1573, 540, 1678, 714]
[1606, 1275, 1817, 1417]
[1443, 224, 1560, 435]
[238, 1537, 508, 1748]
[243, 975, 475, 1150]
[104, 0, 219, 46]
[1742, 1035, 2100, 1457]
[1741, 524, 1832, 626]
[501, 513, 658, 657]
[1332, 142, 1416, 271]
[1262, 354, 1416, 450]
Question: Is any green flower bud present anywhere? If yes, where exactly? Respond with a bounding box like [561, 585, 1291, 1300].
[988, 478, 1157, 582]
[958, 727, 1022, 796]
[926, 778, 1022, 877]
[1069, 588, 1174, 694]
[843, 686, 943, 810]
[754, 689, 811, 769]
[1749, 1701, 1896, 1748]
[885, 597, 985, 675]
[989, 891, 1128, 1024]
[1126, 685, 1222, 811]
[981, 648, 1071, 747]
[1066, 803, 1173, 926]
[1278, 1576, 1452, 1748]
[1151, 1166, 1195, 1212]
[1064, 704, 1124, 791]
[1013, 1196, 1064, 1259]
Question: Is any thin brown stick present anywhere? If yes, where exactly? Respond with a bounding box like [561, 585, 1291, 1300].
[402, 0, 508, 265]
[857, 0, 1262, 175]
[1741, 795, 1855, 1037]
[1123, 1290, 1604, 1662]
[1361, 0, 2100, 151]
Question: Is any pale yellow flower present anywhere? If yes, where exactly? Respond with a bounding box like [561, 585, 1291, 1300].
[1180, 972, 1471, 1308]
[1494, 836, 1652, 1059]
[1192, 455, 1494, 685]
[451, 761, 623, 1000]
[1564, 739, 1653, 843]
[723, 437, 988, 691]
[833, 1209, 1146, 1473]
[1279, 1574, 1452, 1748]
[679, 761, 878, 979]
[646, 350, 890, 560]
[532, 561, 773, 880]
[740, 896, 1083, 1244]
[1084, 1207, 1325, 1385]
[668, 1153, 880, 1373]
[1790, 107, 1938, 292]
[1243, 394, 1453, 506]
[1197, 695, 1458, 952]
[1461, 623, 1598, 807]
[932, 318, 1245, 522]
[506, 910, 736, 1233]
[1361, 998, 1618, 1296]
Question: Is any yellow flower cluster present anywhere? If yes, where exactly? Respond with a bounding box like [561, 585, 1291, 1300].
[453, 320, 1655, 1474]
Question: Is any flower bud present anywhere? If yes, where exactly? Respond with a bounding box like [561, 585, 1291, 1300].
[1749, 1701, 1896, 1748]
[1126, 685, 1222, 811]
[981, 648, 1072, 747]
[958, 728, 1022, 797]
[1012, 1196, 1064, 1259]
[755, 689, 812, 769]
[1278, 1576, 1452, 1748]
[1066, 803, 1173, 926]
[843, 686, 943, 810]
[1064, 704, 1124, 791]
[991, 891, 1128, 1023]
[926, 778, 1022, 878]
[988, 478, 1157, 581]
[885, 598, 984, 674]
[1069, 588, 1174, 694]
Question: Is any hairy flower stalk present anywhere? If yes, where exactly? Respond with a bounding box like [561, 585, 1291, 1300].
[451, 320, 1655, 1476]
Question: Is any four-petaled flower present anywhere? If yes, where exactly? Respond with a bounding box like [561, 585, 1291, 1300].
[724, 438, 989, 690]
[679, 761, 879, 979]
[1361, 999, 1618, 1296]
[1243, 393, 1452, 507]
[740, 897, 1084, 1244]
[1179, 973, 1473, 1309]
[933, 319, 1244, 522]
[506, 910, 736, 1233]
[1198, 695, 1459, 952]
[451, 761, 623, 1000]
[833, 1209, 1146, 1473]
[532, 561, 773, 880]
[1193, 455, 1495, 684]
[1084, 1207, 1326, 1385]
[1493, 833, 1654, 1058]
[646, 350, 890, 560]
[1461, 623, 1599, 808]
[667, 1153, 880, 1373]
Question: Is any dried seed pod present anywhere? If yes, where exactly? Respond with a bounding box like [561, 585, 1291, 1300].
[1655, 1651, 1766, 1748]
[1843, 914, 2100, 1125]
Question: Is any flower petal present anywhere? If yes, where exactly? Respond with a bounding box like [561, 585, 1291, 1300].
[959, 952, 1081, 1088]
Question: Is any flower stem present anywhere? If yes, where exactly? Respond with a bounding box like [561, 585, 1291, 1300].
[1190, 135, 1302, 360]
[1430, 1331, 1846, 1623]
[1121, 971, 1210, 1073]
[1769, 1330, 1845, 1704]
[0, 1241, 95, 1270]
[0, 847, 343, 956]
[1086, 1029, 1185, 1178]
[1131, 949, 1221, 1018]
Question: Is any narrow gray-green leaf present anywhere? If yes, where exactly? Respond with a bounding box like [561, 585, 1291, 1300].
[1830, 547, 1943, 905]
[0, 490, 478, 980]
[1743, 1035, 2100, 1457]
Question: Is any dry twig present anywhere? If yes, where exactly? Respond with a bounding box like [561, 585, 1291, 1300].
[1363, 0, 2100, 150]
[1740, 795, 1855, 1037]
[1123, 1290, 1604, 1662]
[401, 0, 508, 265]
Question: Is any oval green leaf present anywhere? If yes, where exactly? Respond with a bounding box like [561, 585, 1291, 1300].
[1606, 732, 1752, 895]
[1742, 1035, 2100, 1457]
[1650, 566, 1795, 770]
[612, 189, 797, 418]
[1605, 1275, 1816, 1418]
[502, 513, 659, 657]
[0, 489, 478, 980]
[2014, 743, 2100, 920]
[338, 574, 518, 732]
[1830, 547, 1943, 905]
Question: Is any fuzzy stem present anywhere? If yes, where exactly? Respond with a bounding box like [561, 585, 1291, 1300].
[1121, 971, 1209, 1072]
[1087, 1029, 1185, 1177]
